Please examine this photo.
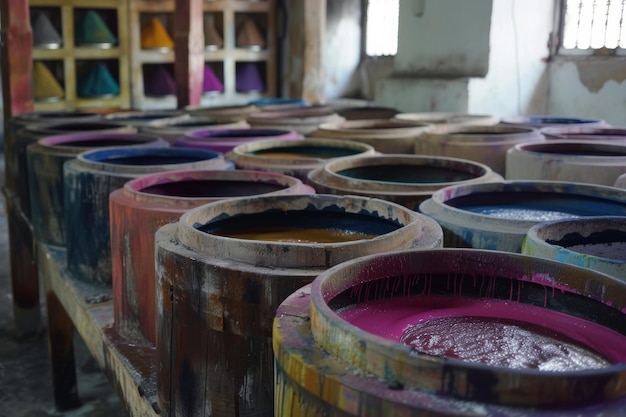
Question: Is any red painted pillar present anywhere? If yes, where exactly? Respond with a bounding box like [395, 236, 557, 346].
[174, 0, 204, 108]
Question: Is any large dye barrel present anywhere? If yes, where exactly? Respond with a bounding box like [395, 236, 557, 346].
[175, 127, 302, 153]
[506, 141, 626, 186]
[225, 138, 376, 182]
[12, 120, 134, 217]
[419, 180, 626, 253]
[139, 117, 249, 144]
[274, 248, 626, 415]
[103, 110, 189, 127]
[307, 154, 503, 210]
[27, 132, 168, 247]
[246, 106, 344, 135]
[416, 125, 544, 176]
[110, 169, 315, 345]
[394, 111, 499, 127]
[185, 103, 257, 122]
[309, 119, 433, 154]
[523, 216, 626, 282]
[155, 194, 443, 417]
[64, 147, 232, 286]
[540, 126, 626, 142]
[500, 115, 608, 129]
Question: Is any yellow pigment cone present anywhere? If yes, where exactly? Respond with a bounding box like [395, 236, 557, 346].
[141, 17, 175, 49]
[204, 15, 223, 50]
[33, 61, 64, 101]
[236, 18, 265, 49]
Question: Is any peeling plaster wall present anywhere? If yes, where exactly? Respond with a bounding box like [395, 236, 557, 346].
[468, 0, 552, 119]
[548, 59, 626, 126]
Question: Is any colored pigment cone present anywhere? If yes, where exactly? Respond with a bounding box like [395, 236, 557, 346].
[77, 62, 120, 97]
[144, 65, 176, 97]
[204, 15, 223, 50]
[76, 10, 117, 46]
[236, 18, 266, 49]
[32, 12, 62, 48]
[141, 17, 174, 49]
[203, 65, 224, 93]
[33, 61, 64, 101]
[236, 63, 265, 92]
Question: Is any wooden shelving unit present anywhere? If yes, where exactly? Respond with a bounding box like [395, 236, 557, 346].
[30, 0, 131, 112]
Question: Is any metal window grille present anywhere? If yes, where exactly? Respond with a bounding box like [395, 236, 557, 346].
[561, 0, 626, 52]
[365, 0, 399, 56]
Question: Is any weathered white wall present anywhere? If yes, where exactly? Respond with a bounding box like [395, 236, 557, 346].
[548, 59, 626, 126]
[468, 0, 552, 118]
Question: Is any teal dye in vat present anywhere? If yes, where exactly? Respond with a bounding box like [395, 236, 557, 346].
[447, 191, 626, 220]
[249, 145, 359, 159]
[337, 165, 476, 184]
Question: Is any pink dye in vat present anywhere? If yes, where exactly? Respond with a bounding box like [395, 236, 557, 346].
[338, 295, 626, 370]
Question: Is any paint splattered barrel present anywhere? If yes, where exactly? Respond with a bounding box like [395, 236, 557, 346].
[307, 154, 503, 210]
[64, 147, 232, 286]
[185, 103, 258, 122]
[27, 132, 168, 247]
[155, 194, 443, 417]
[274, 248, 626, 415]
[103, 110, 190, 127]
[138, 117, 249, 144]
[500, 115, 608, 129]
[225, 138, 376, 182]
[540, 126, 626, 142]
[175, 128, 303, 153]
[309, 119, 433, 154]
[110, 169, 316, 345]
[415, 125, 544, 176]
[246, 106, 345, 135]
[394, 111, 499, 127]
[523, 216, 626, 282]
[505, 141, 626, 186]
[419, 181, 626, 253]
[12, 120, 134, 218]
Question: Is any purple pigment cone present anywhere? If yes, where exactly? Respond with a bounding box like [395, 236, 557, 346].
[203, 65, 224, 93]
[77, 62, 120, 97]
[144, 65, 176, 97]
[236, 63, 265, 92]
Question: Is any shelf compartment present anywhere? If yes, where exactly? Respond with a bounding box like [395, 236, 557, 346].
[74, 8, 119, 48]
[31, 7, 63, 49]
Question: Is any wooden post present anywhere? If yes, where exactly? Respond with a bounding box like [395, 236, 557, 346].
[173, 0, 204, 108]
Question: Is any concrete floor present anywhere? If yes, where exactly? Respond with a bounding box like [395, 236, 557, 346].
[0, 152, 129, 417]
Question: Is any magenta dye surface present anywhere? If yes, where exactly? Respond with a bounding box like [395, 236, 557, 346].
[338, 295, 626, 369]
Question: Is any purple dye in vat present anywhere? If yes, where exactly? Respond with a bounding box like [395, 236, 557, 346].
[338, 295, 626, 370]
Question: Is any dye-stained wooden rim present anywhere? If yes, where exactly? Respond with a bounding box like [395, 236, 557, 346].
[394, 111, 499, 126]
[178, 194, 443, 269]
[306, 248, 626, 408]
[523, 216, 626, 282]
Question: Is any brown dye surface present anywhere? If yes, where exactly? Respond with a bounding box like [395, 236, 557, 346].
[401, 316, 611, 371]
[211, 226, 376, 243]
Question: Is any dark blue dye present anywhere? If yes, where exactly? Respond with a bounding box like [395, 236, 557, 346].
[447, 191, 626, 217]
[250, 146, 359, 158]
[59, 139, 146, 147]
[84, 148, 221, 166]
[338, 165, 476, 184]
[248, 97, 307, 107]
[195, 209, 401, 236]
[547, 229, 626, 248]
[34, 122, 125, 132]
[194, 129, 288, 138]
[141, 180, 285, 197]
[529, 117, 597, 125]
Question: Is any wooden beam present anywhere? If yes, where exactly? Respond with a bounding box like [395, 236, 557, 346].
[173, 0, 204, 108]
[1, 0, 34, 119]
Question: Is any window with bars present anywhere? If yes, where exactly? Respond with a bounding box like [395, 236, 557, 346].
[560, 0, 625, 55]
[364, 0, 399, 56]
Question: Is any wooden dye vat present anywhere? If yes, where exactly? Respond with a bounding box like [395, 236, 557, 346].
[27, 132, 168, 246]
[175, 127, 302, 153]
[274, 248, 626, 415]
[307, 154, 503, 210]
[226, 138, 376, 182]
[416, 125, 544, 176]
[109, 169, 315, 345]
[64, 147, 232, 286]
[419, 180, 626, 253]
[155, 194, 443, 416]
[523, 216, 626, 282]
[309, 118, 433, 154]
